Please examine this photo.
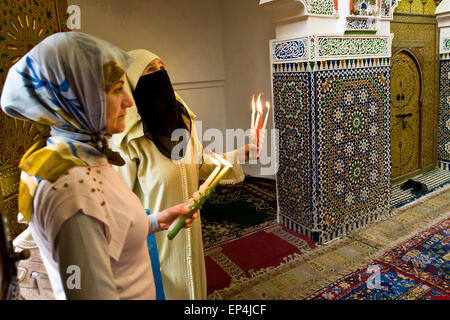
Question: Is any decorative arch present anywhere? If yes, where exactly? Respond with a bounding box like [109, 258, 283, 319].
[260, 0, 307, 23]
[260, 0, 337, 20]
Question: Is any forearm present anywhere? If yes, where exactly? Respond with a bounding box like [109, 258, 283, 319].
[147, 212, 161, 236]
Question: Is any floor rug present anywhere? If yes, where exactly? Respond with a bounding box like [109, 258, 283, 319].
[201, 177, 278, 251]
[307, 263, 449, 300]
[207, 188, 450, 300]
[308, 217, 450, 300]
[202, 172, 449, 251]
[375, 218, 449, 294]
[204, 225, 316, 296]
[350, 186, 450, 248]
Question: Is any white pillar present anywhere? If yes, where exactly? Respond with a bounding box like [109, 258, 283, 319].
[261, 0, 395, 243]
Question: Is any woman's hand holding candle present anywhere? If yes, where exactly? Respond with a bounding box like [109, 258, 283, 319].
[236, 144, 258, 162]
[167, 191, 208, 240]
[249, 93, 271, 160]
[167, 153, 232, 240]
[157, 202, 197, 230]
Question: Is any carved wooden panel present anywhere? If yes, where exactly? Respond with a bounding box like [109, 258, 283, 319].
[0, 0, 68, 238]
[390, 14, 438, 178]
[390, 51, 421, 178]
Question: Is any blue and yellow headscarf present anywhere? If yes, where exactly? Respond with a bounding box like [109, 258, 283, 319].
[0, 32, 133, 222]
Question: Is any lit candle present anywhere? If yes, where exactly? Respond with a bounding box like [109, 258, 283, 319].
[208, 153, 233, 190]
[262, 101, 271, 131]
[167, 153, 233, 240]
[169, 157, 220, 232]
[255, 94, 263, 129]
[250, 127, 257, 159]
[255, 94, 263, 147]
[251, 95, 256, 129]
[199, 157, 221, 192]
[259, 101, 271, 157]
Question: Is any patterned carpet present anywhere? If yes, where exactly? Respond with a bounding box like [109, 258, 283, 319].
[202, 169, 450, 251]
[308, 263, 448, 300]
[202, 176, 316, 296]
[207, 187, 450, 300]
[308, 217, 450, 300]
[201, 177, 278, 251]
[204, 225, 316, 296]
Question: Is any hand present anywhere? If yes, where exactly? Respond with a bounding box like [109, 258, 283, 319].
[157, 202, 199, 230]
[258, 129, 266, 157]
[236, 144, 258, 163]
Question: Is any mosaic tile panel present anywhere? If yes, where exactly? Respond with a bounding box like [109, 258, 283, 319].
[271, 36, 392, 63]
[350, 0, 380, 16]
[315, 66, 391, 242]
[307, 0, 335, 15]
[264, 0, 335, 16]
[273, 64, 391, 244]
[438, 59, 450, 165]
[272, 38, 308, 62]
[346, 17, 378, 31]
[317, 36, 391, 60]
[273, 72, 316, 238]
[310, 37, 316, 60]
[441, 38, 450, 55]
[381, 0, 399, 19]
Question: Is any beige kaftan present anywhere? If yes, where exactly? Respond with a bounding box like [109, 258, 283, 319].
[111, 101, 244, 300]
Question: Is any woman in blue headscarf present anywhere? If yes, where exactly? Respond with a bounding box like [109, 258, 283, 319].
[0, 32, 195, 300]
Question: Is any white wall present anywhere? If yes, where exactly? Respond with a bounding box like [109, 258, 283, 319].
[221, 0, 275, 178]
[68, 0, 275, 178]
[68, 0, 227, 132]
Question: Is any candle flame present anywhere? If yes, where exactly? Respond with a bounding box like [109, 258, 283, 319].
[210, 157, 221, 166]
[212, 152, 233, 167]
[251, 95, 256, 128]
[262, 101, 271, 131]
[256, 94, 263, 113]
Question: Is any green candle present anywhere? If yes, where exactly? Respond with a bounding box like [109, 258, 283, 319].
[209, 152, 233, 188]
[208, 165, 231, 190]
[167, 200, 202, 240]
[167, 154, 232, 240]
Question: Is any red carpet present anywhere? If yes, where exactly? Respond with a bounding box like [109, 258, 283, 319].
[205, 225, 316, 296]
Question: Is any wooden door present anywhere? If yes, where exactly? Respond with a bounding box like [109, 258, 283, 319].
[390, 51, 421, 179]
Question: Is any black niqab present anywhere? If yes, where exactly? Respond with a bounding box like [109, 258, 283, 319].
[133, 69, 191, 160]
